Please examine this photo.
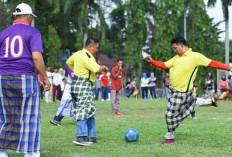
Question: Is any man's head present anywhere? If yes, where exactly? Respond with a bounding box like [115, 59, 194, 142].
[46, 66, 50, 72]
[70, 49, 77, 56]
[117, 58, 124, 68]
[133, 76, 137, 81]
[166, 73, 169, 77]
[85, 38, 99, 55]
[54, 67, 58, 73]
[171, 37, 188, 55]
[13, 3, 37, 25]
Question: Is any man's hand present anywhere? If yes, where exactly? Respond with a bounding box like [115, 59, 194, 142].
[142, 56, 153, 63]
[119, 66, 122, 71]
[43, 79, 51, 91]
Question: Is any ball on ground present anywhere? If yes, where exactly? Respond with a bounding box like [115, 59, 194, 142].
[125, 128, 139, 142]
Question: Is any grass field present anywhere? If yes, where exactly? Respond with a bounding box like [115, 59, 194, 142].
[9, 98, 232, 157]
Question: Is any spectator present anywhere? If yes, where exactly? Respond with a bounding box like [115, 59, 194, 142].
[94, 73, 101, 100]
[101, 70, 108, 101]
[111, 58, 124, 115]
[149, 72, 158, 100]
[219, 75, 228, 94]
[141, 72, 149, 100]
[52, 67, 59, 102]
[163, 72, 170, 99]
[205, 72, 214, 96]
[127, 76, 137, 98]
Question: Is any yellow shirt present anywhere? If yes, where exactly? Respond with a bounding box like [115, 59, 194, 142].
[164, 48, 211, 92]
[66, 48, 100, 83]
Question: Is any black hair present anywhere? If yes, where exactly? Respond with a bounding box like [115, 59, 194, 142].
[70, 49, 77, 56]
[117, 58, 124, 63]
[171, 37, 188, 46]
[85, 37, 99, 47]
[54, 67, 58, 69]
[133, 76, 136, 79]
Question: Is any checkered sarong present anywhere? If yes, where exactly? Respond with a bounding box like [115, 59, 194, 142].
[56, 83, 73, 118]
[165, 87, 196, 132]
[71, 76, 96, 121]
[0, 75, 40, 153]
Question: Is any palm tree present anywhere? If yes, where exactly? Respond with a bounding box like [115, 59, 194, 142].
[208, 0, 232, 65]
[47, 0, 106, 47]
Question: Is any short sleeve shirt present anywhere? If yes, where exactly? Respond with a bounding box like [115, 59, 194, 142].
[164, 48, 211, 92]
[66, 48, 100, 83]
[111, 66, 124, 91]
[101, 75, 108, 87]
[0, 20, 43, 76]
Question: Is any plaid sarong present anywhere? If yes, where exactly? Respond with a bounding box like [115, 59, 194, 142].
[56, 83, 73, 118]
[165, 87, 196, 132]
[71, 76, 96, 121]
[0, 75, 40, 153]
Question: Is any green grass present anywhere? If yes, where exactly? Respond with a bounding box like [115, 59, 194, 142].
[9, 98, 232, 157]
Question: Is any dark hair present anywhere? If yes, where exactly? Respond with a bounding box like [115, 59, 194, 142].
[133, 76, 136, 79]
[171, 37, 188, 46]
[117, 58, 124, 63]
[85, 37, 99, 47]
[54, 67, 58, 70]
[70, 49, 77, 56]
[228, 75, 231, 79]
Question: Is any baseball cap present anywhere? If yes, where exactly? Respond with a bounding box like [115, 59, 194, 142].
[13, 3, 37, 17]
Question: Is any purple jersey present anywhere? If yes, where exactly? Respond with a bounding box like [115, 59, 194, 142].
[0, 20, 43, 76]
[65, 65, 74, 84]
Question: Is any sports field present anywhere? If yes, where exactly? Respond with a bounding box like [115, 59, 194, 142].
[9, 98, 232, 157]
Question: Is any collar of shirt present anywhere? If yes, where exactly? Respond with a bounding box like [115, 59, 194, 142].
[13, 20, 29, 25]
[83, 48, 93, 57]
[182, 48, 191, 56]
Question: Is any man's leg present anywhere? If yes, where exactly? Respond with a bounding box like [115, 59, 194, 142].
[195, 97, 217, 107]
[116, 91, 122, 114]
[87, 115, 98, 143]
[73, 119, 91, 146]
[111, 90, 117, 114]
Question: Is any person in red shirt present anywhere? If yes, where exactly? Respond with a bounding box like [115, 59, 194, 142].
[101, 70, 108, 101]
[111, 58, 124, 115]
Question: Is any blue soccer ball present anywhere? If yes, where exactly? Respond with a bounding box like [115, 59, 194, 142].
[125, 128, 139, 142]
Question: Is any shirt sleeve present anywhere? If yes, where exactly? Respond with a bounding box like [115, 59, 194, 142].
[195, 53, 212, 67]
[66, 54, 75, 66]
[111, 67, 116, 77]
[30, 29, 43, 53]
[164, 56, 176, 68]
[84, 54, 100, 73]
[208, 60, 230, 71]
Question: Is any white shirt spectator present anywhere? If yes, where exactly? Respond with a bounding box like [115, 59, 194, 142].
[52, 72, 59, 86]
[141, 78, 149, 87]
[46, 71, 52, 84]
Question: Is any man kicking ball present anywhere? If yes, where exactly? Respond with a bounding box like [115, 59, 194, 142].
[143, 36, 232, 144]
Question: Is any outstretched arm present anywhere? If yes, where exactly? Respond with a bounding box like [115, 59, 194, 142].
[208, 60, 232, 72]
[143, 56, 168, 69]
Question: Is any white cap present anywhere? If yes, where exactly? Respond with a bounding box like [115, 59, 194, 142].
[13, 3, 37, 17]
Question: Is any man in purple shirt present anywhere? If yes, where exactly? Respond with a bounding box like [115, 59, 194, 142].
[0, 3, 50, 157]
[50, 50, 76, 126]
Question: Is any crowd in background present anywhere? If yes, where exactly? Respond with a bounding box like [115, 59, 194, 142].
[38, 68, 232, 102]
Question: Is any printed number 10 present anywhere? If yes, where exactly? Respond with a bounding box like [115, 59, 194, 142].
[4, 35, 23, 58]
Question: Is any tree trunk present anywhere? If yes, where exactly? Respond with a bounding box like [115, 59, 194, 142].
[225, 20, 229, 65]
[83, 0, 88, 46]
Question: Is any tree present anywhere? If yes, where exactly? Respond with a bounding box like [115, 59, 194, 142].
[45, 25, 62, 67]
[208, 0, 232, 65]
